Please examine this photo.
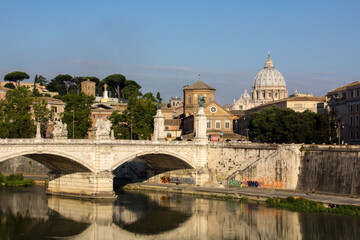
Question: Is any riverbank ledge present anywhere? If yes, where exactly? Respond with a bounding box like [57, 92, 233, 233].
[122, 182, 360, 208]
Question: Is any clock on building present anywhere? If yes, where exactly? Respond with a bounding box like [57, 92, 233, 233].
[210, 106, 217, 113]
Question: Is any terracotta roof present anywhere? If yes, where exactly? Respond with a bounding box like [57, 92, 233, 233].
[39, 97, 64, 104]
[328, 81, 360, 94]
[164, 119, 181, 126]
[185, 79, 215, 90]
[230, 110, 245, 116]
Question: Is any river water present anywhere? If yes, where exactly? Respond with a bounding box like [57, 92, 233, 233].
[0, 186, 359, 240]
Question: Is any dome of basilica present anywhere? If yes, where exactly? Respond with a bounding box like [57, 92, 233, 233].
[252, 53, 286, 88]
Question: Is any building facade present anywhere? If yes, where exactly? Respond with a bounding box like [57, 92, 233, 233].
[319, 81, 360, 144]
[181, 76, 239, 141]
[81, 79, 96, 96]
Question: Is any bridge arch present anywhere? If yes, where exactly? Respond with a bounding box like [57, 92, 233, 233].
[111, 150, 196, 171]
[0, 150, 95, 173]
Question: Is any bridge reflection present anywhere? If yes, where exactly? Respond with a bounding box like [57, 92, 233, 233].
[0, 186, 359, 239]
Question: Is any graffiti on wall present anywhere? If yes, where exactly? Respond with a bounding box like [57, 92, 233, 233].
[227, 180, 242, 187]
[242, 176, 285, 189]
[216, 176, 226, 183]
[160, 176, 196, 185]
[215, 174, 285, 189]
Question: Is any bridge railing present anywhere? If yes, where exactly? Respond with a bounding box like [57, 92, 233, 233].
[0, 138, 201, 146]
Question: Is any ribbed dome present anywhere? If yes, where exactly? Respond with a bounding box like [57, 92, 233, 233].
[252, 54, 286, 88]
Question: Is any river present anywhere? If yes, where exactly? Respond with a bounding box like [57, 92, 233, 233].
[0, 186, 358, 240]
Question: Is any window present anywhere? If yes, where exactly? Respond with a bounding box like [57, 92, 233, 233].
[357, 132, 359, 139]
[350, 91, 354, 98]
[209, 96, 212, 102]
[275, 93, 278, 98]
[356, 116, 359, 127]
[350, 131, 353, 139]
[215, 120, 221, 129]
[350, 116, 353, 127]
[351, 105, 353, 112]
[357, 89, 359, 97]
[357, 105, 359, 112]
[207, 120, 211, 129]
[172, 102, 175, 106]
[210, 106, 217, 113]
[51, 106, 58, 113]
[225, 120, 230, 129]
[268, 93, 272, 97]
[188, 95, 191, 104]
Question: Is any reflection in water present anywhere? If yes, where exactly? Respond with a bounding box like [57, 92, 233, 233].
[0, 186, 359, 240]
[0, 186, 89, 239]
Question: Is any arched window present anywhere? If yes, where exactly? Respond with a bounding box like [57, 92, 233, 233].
[209, 96, 212, 103]
[188, 95, 191, 104]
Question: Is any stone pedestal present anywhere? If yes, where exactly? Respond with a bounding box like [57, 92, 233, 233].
[195, 107, 207, 144]
[153, 109, 166, 142]
[47, 171, 116, 199]
[36, 122, 41, 139]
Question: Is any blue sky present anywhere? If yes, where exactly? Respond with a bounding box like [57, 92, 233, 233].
[1, 0, 359, 104]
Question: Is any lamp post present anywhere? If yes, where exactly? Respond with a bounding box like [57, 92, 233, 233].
[130, 112, 133, 140]
[246, 129, 249, 142]
[72, 108, 75, 139]
[335, 121, 344, 145]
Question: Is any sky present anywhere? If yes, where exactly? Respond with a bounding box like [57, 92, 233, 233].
[0, 0, 360, 104]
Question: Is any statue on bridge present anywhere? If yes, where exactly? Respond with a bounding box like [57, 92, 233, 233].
[52, 121, 68, 139]
[198, 95, 206, 107]
[95, 118, 112, 139]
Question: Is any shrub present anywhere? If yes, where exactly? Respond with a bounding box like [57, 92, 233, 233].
[0, 172, 4, 184]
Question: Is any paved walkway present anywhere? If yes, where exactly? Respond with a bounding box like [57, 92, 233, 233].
[127, 182, 360, 207]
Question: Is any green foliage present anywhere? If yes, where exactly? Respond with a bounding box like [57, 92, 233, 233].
[103, 74, 126, 100]
[46, 74, 73, 95]
[5, 173, 24, 181]
[239, 197, 249, 203]
[5, 179, 35, 186]
[32, 97, 51, 136]
[266, 197, 360, 216]
[4, 83, 15, 89]
[109, 110, 131, 139]
[0, 172, 35, 186]
[34, 75, 47, 86]
[4, 71, 30, 86]
[61, 92, 95, 139]
[0, 87, 36, 138]
[109, 87, 157, 140]
[0, 172, 4, 184]
[248, 106, 337, 144]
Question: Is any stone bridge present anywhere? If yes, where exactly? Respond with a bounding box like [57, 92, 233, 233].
[0, 137, 209, 198]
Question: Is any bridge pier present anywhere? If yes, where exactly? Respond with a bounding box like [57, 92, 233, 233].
[47, 171, 116, 199]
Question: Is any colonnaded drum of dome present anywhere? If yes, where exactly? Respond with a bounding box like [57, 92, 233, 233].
[230, 53, 289, 111]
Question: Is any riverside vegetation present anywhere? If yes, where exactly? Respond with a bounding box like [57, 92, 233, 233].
[266, 197, 360, 217]
[0, 172, 35, 187]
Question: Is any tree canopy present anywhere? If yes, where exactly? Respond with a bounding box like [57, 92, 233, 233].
[46, 74, 73, 96]
[4, 71, 30, 86]
[248, 106, 337, 144]
[103, 74, 126, 101]
[109, 80, 157, 140]
[61, 92, 95, 139]
[0, 87, 51, 138]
